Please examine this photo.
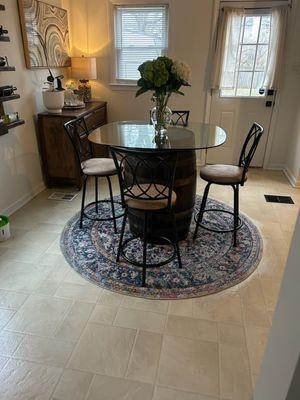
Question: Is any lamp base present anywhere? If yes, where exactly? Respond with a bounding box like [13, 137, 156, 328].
[78, 80, 92, 103]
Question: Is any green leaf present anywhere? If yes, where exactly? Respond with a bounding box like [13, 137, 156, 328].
[135, 87, 148, 97]
[156, 56, 173, 70]
[138, 61, 154, 82]
[173, 90, 185, 96]
[153, 60, 169, 87]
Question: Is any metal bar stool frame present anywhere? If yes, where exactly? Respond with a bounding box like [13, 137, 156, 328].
[193, 122, 264, 246]
[64, 117, 123, 232]
[149, 110, 190, 127]
[111, 147, 182, 287]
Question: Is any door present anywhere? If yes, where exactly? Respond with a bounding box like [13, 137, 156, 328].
[208, 10, 277, 166]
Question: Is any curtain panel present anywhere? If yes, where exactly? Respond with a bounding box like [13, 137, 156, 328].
[211, 5, 289, 92]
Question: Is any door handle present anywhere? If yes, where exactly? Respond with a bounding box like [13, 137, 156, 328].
[266, 101, 273, 107]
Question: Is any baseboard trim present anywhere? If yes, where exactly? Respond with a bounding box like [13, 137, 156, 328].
[264, 163, 285, 170]
[284, 167, 300, 188]
[1, 182, 46, 216]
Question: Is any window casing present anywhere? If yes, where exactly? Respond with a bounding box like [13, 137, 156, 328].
[113, 5, 169, 82]
[220, 12, 272, 97]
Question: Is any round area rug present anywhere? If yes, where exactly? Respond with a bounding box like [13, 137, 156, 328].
[60, 196, 263, 299]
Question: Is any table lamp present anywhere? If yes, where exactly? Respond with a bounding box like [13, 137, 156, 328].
[71, 56, 97, 102]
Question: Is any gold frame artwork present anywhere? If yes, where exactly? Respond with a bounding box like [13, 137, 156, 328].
[17, 0, 71, 69]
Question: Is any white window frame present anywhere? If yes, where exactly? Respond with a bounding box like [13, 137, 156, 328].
[108, 0, 170, 89]
[220, 8, 273, 99]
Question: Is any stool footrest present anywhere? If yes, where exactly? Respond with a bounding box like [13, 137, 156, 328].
[120, 235, 177, 269]
[194, 208, 243, 233]
[83, 200, 124, 222]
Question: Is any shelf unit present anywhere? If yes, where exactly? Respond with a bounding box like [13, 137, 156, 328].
[6, 119, 25, 129]
[0, 3, 24, 135]
[0, 95, 24, 132]
[0, 94, 24, 131]
[0, 94, 20, 102]
[0, 66, 16, 72]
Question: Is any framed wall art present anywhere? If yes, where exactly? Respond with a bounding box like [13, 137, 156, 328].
[17, 0, 71, 69]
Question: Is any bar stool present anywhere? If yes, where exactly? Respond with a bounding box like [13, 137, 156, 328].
[110, 147, 182, 287]
[193, 122, 264, 246]
[64, 117, 122, 231]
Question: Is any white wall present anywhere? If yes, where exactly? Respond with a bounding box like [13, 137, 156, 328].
[0, 0, 69, 215]
[253, 211, 300, 400]
[67, 0, 214, 123]
[266, 0, 300, 185]
[284, 102, 300, 187]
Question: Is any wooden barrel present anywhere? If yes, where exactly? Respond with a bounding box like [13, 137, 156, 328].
[128, 150, 197, 241]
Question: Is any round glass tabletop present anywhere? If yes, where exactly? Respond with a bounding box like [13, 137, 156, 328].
[88, 121, 226, 151]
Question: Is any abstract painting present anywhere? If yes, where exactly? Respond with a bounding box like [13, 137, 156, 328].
[18, 0, 70, 69]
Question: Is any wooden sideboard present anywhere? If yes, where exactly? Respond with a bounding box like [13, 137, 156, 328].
[37, 101, 107, 189]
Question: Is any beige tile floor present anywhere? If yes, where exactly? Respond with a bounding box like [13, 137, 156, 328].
[0, 169, 299, 400]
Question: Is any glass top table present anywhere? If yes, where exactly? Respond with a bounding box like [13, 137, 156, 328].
[88, 121, 227, 241]
[88, 121, 226, 150]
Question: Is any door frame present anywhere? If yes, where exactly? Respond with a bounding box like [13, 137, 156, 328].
[204, 0, 291, 169]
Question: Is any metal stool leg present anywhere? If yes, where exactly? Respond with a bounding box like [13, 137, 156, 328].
[142, 212, 148, 287]
[107, 176, 117, 234]
[80, 176, 87, 229]
[95, 176, 99, 214]
[172, 212, 182, 269]
[116, 209, 127, 262]
[233, 184, 239, 247]
[193, 182, 211, 240]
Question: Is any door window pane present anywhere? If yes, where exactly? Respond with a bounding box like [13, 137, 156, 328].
[220, 12, 272, 97]
[240, 45, 256, 70]
[251, 71, 265, 96]
[236, 72, 252, 96]
[259, 16, 271, 44]
[255, 45, 269, 71]
[243, 16, 260, 43]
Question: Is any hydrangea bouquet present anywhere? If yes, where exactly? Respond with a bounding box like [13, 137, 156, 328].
[136, 56, 191, 134]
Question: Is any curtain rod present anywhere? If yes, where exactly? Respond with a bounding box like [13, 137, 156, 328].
[220, 0, 292, 7]
[221, 6, 291, 9]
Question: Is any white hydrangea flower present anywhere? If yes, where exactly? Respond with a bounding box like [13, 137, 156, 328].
[171, 60, 191, 83]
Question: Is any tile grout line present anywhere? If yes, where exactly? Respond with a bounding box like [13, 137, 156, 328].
[239, 289, 260, 385]
[48, 302, 99, 400]
[216, 321, 221, 399]
[123, 328, 139, 378]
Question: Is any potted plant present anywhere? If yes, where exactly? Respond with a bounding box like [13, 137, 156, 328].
[42, 69, 65, 114]
[136, 56, 191, 135]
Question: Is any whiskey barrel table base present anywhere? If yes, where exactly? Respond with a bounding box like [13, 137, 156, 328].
[128, 150, 197, 241]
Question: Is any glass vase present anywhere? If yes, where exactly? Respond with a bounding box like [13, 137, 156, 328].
[150, 95, 172, 135]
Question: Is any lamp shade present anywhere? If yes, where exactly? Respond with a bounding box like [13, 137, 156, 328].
[71, 56, 97, 80]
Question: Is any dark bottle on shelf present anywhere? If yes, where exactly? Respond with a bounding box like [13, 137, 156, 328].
[0, 56, 9, 67]
[0, 26, 8, 36]
[0, 85, 17, 97]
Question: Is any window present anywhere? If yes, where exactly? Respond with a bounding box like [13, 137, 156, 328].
[220, 12, 272, 97]
[114, 5, 168, 81]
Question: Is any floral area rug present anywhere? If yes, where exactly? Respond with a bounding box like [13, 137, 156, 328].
[60, 195, 263, 299]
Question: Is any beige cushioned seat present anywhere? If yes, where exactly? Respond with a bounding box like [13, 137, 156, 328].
[125, 184, 177, 211]
[200, 164, 246, 184]
[81, 158, 117, 176]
